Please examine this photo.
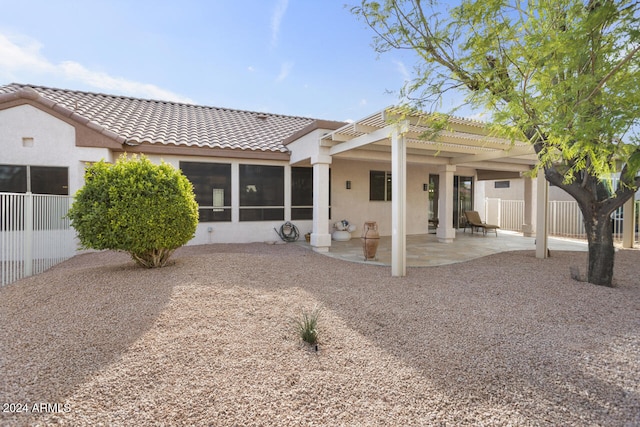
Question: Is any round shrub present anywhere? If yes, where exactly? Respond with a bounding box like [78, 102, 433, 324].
[68, 154, 198, 268]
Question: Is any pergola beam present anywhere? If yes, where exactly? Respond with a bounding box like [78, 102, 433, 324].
[449, 145, 534, 165]
[329, 127, 391, 156]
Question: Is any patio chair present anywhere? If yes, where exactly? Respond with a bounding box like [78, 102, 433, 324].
[463, 211, 499, 236]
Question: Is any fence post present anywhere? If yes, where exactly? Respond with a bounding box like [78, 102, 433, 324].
[535, 173, 549, 258]
[24, 191, 33, 277]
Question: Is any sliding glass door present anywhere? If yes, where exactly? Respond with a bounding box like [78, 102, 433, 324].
[453, 176, 473, 229]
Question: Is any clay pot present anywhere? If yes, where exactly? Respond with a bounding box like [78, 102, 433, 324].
[361, 221, 380, 261]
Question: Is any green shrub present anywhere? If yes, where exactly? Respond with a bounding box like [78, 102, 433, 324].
[293, 305, 322, 346]
[68, 154, 198, 268]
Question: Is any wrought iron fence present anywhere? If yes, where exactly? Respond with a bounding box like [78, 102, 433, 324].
[1, 192, 77, 286]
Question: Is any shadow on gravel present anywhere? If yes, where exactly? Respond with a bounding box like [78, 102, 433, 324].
[232, 244, 640, 426]
[2, 243, 637, 425]
[0, 251, 175, 408]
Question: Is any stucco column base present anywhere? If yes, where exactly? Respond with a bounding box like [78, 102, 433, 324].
[522, 224, 534, 237]
[311, 233, 332, 253]
[436, 227, 456, 243]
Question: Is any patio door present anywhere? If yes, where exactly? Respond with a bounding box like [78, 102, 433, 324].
[453, 176, 473, 229]
[428, 174, 439, 232]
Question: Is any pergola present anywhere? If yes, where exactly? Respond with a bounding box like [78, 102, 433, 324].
[299, 107, 553, 277]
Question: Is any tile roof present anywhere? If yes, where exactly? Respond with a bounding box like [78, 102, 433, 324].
[0, 83, 318, 154]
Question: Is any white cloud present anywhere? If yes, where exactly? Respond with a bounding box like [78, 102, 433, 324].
[393, 59, 411, 83]
[270, 0, 289, 48]
[276, 61, 293, 82]
[0, 34, 54, 74]
[0, 33, 193, 104]
[247, 66, 255, 72]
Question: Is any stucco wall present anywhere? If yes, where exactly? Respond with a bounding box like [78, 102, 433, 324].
[0, 104, 111, 194]
[330, 158, 477, 236]
[482, 177, 575, 202]
[1, 104, 502, 246]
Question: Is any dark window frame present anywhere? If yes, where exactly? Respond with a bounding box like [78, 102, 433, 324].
[370, 170, 392, 201]
[179, 161, 232, 222]
[0, 164, 68, 195]
[239, 164, 284, 222]
[291, 166, 313, 220]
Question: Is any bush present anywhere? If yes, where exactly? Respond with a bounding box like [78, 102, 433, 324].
[293, 305, 322, 346]
[68, 154, 198, 268]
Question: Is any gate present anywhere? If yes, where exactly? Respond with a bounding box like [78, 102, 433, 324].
[1, 192, 77, 286]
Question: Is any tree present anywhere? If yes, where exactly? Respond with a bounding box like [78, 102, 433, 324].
[68, 154, 198, 268]
[353, 0, 640, 286]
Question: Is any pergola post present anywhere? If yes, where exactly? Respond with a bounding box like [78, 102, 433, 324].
[535, 172, 549, 258]
[391, 124, 407, 277]
[310, 152, 332, 253]
[522, 174, 535, 237]
[622, 197, 636, 249]
[437, 165, 456, 243]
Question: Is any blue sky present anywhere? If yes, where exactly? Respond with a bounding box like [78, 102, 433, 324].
[0, 0, 454, 122]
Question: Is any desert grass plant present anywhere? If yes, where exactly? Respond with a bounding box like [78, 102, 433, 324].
[293, 305, 322, 346]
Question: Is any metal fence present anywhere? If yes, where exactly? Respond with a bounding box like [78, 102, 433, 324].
[490, 197, 640, 243]
[1, 192, 77, 286]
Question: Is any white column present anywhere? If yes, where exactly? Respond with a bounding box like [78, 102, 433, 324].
[284, 164, 292, 221]
[310, 152, 332, 253]
[535, 171, 549, 258]
[522, 175, 534, 237]
[437, 165, 456, 243]
[391, 126, 407, 277]
[622, 197, 636, 249]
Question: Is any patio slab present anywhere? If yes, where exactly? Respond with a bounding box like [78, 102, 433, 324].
[298, 230, 588, 267]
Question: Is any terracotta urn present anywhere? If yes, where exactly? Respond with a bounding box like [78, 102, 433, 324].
[361, 221, 380, 261]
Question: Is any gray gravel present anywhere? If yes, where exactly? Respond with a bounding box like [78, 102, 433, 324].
[1, 243, 639, 426]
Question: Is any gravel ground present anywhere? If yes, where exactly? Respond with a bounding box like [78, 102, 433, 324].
[0, 243, 639, 426]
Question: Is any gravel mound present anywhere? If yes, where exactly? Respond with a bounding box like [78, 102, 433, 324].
[1, 244, 638, 426]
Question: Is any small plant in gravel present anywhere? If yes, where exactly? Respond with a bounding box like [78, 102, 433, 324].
[293, 305, 322, 346]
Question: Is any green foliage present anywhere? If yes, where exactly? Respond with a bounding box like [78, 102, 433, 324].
[354, 0, 640, 183]
[68, 154, 198, 268]
[293, 305, 322, 346]
[354, 0, 640, 285]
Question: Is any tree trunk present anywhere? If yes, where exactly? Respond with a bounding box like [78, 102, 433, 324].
[583, 212, 615, 286]
[130, 248, 175, 268]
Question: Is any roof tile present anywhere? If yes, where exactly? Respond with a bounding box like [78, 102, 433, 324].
[0, 83, 319, 154]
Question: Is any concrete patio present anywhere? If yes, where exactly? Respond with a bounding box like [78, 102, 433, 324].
[298, 230, 589, 267]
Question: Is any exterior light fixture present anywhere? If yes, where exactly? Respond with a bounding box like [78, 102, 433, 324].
[346, 180, 352, 190]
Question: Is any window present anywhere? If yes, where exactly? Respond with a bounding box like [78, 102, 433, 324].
[454, 176, 474, 229]
[291, 167, 313, 220]
[370, 170, 391, 201]
[239, 164, 284, 221]
[428, 174, 439, 221]
[0, 165, 69, 231]
[180, 162, 231, 222]
[0, 165, 27, 193]
[31, 167, 69, 195]
[494, 180, 510, 189]
[0, 165, 68, 195]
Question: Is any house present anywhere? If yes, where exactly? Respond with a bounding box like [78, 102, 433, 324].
[1, 83, 548, 275]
